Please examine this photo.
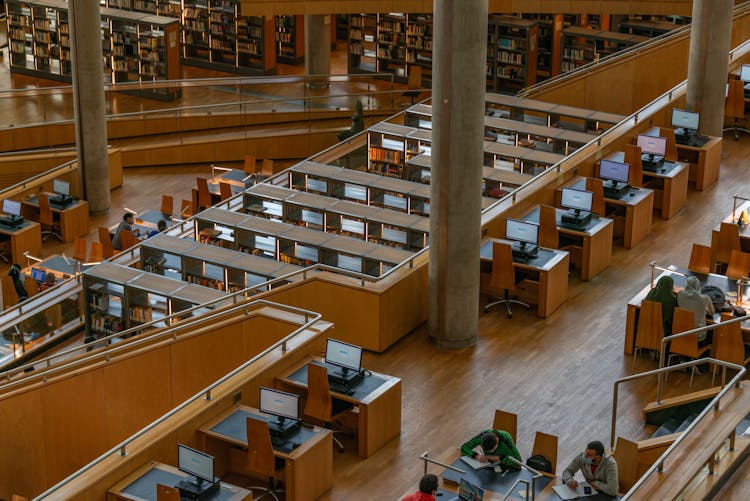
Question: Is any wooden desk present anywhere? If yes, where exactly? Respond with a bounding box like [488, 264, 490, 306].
[277, 356, 402, 458]
[711, 200, 750, 255]
[0, 220, 41, 263]
[21, 194, 89, 243]
[523, 206, 613, 281]
[675, 135, 722, 191]
[480, 238, 569, 318]
[198, 404, 332, 501]
[107, 460, 251, 500]
[213, 168, 253, 188]
[440, 454, 553, 499]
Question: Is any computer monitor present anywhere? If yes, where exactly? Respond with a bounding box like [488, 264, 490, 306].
[636, 134, 667, 158]
[177, 444, 214, 486]
[505, 219, 539, 247]
[31, 268, 46, 283]
[560, 188, 593, 215]
[325, 338, 363, 376]
[671, 109, 700, 132]
[259, 387, 299, 422]
[53, 179, 70, 196]
[458, 478, 485, 501]
[599, 159, 631, 185]
[2, 199, 21, 217]
[741, 64, 750, 83]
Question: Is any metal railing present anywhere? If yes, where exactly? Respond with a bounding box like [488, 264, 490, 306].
[502, 457, 545, 501]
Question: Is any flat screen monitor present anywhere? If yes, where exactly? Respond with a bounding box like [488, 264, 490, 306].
[671, 109, 700, 132]
[505, 219, 539, 246]
[458, 479, 485, 501]
[636, 134, 667, 157]
[53, 179, 70, 196]
[741, 64, 750, 82]
[2, 199, 21, 217]
[560, 188, 593, 213]
[325, 338, 363, 373]
[259, 387, 299, 421]
[599, 159, 631, 184]
[31, 268, 46, 282]
[177, 444, 214, 485]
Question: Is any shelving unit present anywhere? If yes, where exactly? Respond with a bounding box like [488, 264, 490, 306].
[275, 14, 303, 64]
[349, 13, 377, 74]
[561, 26, 647, 73]
[367, 122, 429, 179]
[487, 15, 538, 93]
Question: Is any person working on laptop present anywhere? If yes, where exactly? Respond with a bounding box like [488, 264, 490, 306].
[562, 440, 619, 496]
[460, 430, 522, 471]
[112, 213, 139, 251]
[401, 473, 438, 501]
[147, 219, 168, 238]
[645, 275, 677, 336]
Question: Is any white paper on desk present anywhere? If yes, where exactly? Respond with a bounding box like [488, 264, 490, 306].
[552, 482, 595, 500]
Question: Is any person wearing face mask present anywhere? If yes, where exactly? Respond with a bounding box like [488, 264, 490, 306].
[562, 440, 619, 496]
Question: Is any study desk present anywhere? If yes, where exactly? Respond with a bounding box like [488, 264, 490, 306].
[197, 404, 332, 501]
[565, 178, 654, 249]
[107, 461, 251, 501]
[711, 199, 750, 255]
[21, 195, 89, 243]
[440, 456, 552, 500]
[213, 168, 253, 188]
[276, 356, 402, 458]
[480, 238, 569, 318]
[537, 479, 621, 500]
[523, 206, 613, 281]
[675, 134, 722, 191]
[0, 219, 41, 263]
[191, 179, 245, 211]
[136, 210, 174, 229]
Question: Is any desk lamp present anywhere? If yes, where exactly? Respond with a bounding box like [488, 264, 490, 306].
[23, 251, 43, 268]
[736, 278, 750, 306]
[731, 195, 750, 224]
[123, 207, 138, 216]
[211, 165, 232, 181]
[649, 262, 687, 289]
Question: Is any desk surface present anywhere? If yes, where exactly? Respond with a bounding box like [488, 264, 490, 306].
[606, 151, 687, 180]
[109, 461, 251, 501]
[33, 254, 83, 278]
[480, 238, 568, 272]
[0, 218, 38, 235]
[23, 194, 85, 211]
[441, 456, 552, 499]
[568, 177, 654, 207]
[136, 210, 173, 228]
[524, 206, 613, 236]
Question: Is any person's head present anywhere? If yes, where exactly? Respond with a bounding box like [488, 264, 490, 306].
[44, 272, 56, 286]
[418, 473, 438, 494]
[9, 264, 21, 279]
[157, 219, 167, 232]
[584, 440, 605, 465]
[685, 276, 700, 293]
[654, 275, 674, 294]
[481, 432, 499, 453]
[123, 212, 134, 224]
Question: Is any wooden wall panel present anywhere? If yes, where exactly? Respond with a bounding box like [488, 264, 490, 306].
[379, 263, 429, 350]
[0, 389, 46, 498]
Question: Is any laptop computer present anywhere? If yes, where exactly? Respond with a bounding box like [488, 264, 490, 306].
[442, 479, 485, 501]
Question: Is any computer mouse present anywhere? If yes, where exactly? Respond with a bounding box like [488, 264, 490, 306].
[347, 388, 356, 395]
[291, 441, 300, 449]
[629, 192, 635, 197]
[660, 169, 666, 173]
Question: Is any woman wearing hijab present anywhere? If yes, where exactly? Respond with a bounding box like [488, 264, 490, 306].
[645, 275, 677, 335]
[677, 276, 715, 345]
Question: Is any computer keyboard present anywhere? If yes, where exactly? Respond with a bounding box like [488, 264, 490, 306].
[329, 381, 355, 395]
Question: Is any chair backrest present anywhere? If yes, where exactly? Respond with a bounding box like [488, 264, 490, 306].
[713, 312, 745, 365]
[12, 495, 29, 501]
[714, 222, 741, 267]
[72, 237, 87, 262]
[668, 308, 700, 358]
[658, 127, 679, 162]
[491, 241, 516, 292]
[38, 193, 54, 226]
[156, 484, 181, 501]
[635, 300, 664, 352]
[726, 249, 750, 280]
[585, 177, 606, 217]
[408, 66, 422, 90]
[726, 79, 745, 119]
[244, 154, 258, 174]
[261, 159, 275, 177]
[98, 227, 115, 259]
[612, 436, 639, 493]
[89, 242, 104, 263]
[623, 144, 643, 188]
[2, 275, 19, 308]
[531, 431, 558, 474]
[245, 416, 276, 477]
[219, 181, 233, 201]
[305, 363, 333, 422]
[180, 199, 193, 217]
[196, 177, 212, 209]
[538, 205, 559, 249]
[161, 195, 174, 215]
[688, 243, 712, 275]
[492, 409, 518, 443]
[23, 275, 39, 298]
[119, 229, 137, 250]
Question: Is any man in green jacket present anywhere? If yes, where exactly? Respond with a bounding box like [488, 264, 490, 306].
[460, 430, 522, 471]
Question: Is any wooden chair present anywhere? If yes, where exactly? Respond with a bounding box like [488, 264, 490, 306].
[72, 237, 87, 262]
[156, 484, 180, 501]
[119, 229, 137, 250]
[12, 495, 29, 501]
[712, 222, 741, 273]
[243, 154, 258, 175]
[726, 249, 750, 280]
[483, 241, 530, 318]
[538, 205, 559, 249]
[623, 144, 643, 188]
[305, 363, 354, 451]
[23, 275, 38, 298]
[585, 177, 606, 217]
[712, 312, 750, 385]
[180, 199, 193, 217]
[659, 127, 679, 162]
[39, 193, 62, 241]
[492, 409, 518, 444]
[98, 226, 115, 259]
[2, 275, 19, 308]
[612, 436, 639, 493]
[666, 308, 709, 387]
[160, 195, 174, 216]
[688, 243, 712, 275]
[531, 431, 558, 475]
[261, 159, 275, 178]
[244, 416, 285, 498]
[219, 181, 233, 201]
[633, 300, 664, 368]
[196, 177, 212, 210]
[402, 66, 422, 104]
[0, 239, 10, 263]
[89, 242, 104, 263]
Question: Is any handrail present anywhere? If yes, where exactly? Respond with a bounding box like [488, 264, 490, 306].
[0, 159, 77, 196]
[732, 194, 750, 220]
[502, 456, 544, 501]
[418, 451, 466, 476]
[33, 300, 323, 500]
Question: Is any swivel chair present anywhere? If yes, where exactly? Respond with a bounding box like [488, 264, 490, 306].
[244, 416, 284, 501]
[666, 308, 709, 387]
[305, 363, 355, 452]
[39, 194, 62, 241]
[196, 177, 213, 211]
[687, 243, 712, 275]
[632, 300, 663, 369]
[483, 241, 530, 318]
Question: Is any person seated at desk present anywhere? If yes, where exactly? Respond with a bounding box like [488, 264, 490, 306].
[562, 440, 619, 496]
[147, 219, 168, 238]
[40, 272, 57, 292]
[645, 276, 677, 336]
[112, 213, 139, 250]
[677, 276, 715, 346]
[460, 430, 522, 472]
[8, 264, 28, 302]
[402, 473, 439, 501]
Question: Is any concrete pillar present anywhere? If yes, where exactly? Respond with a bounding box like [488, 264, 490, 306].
[304, 14, 331, 88]
[685, 0, 733, 136]
[428, 0, 487, 349]
[69, 0, 110, 215]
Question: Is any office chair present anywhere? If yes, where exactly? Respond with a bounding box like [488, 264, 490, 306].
[531, 431, 558, 475]
[723, 79, 750, 140]
[658, 127, 679, 162]
[89, 242, 104, 263]
[632, 299, 663, 369]
[119, 229, 137, 250]
[160, 195, 174, 216]
[196, 177, 212, 211]
[726, 249, 750, 280]
[180, 199, 194, 218]
[402, 66, 422, 105]
[305, 363, 355, 452]
[666, 308, 708, 387]
[585, 177, 606, 216]
[98, 227, 115, 259]
[219, 181, 233, 201]
[492, 409, 518, 443]
[688, 243, 712, 275]
[261, 159, 275, 178]
[538, 205, 559, 248]
[72, 237, 87, 262]
[156, 484, 180, 501]
[0, 239, 10, 263]
[623, 144, 643, 188]
[712, 312, 750, 386]
[712, 222, 741, 274]
[23, 275, 38, 298]
[38, 194, 62, 241]
[484, 241, 530, 318]
[244, 416, 284, 501]
[244, 154, 258, 175]
[2, 275, 19, 309]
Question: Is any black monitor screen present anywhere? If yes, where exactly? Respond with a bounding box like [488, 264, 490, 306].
[636, 134, 667, 157]
[599, 159, 630, 184]
[560, 188, 593, 212]
[259, 387, 299, 421]
[325, 338, 363, 372]
[177, 444, 214, 484]
[505, 219, 539, 246]
[671, 109, 700, 131]
[741, 64, 750, 82]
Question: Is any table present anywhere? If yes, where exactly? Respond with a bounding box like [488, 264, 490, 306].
[523, 206, 613, 281]
[213, 168, 254, 188]
[277, 356, 402, 458]
[136, 210, 173, 229]
[440, 456, 553, 500]
[107, 460, 251, 501]
[0, 219, 41, 263]
[197, 404, 332, 501]
[21, 194, 89, 243]
[480, 238, 569, 318]
[675, 135, 722, 191]
[536, 478, 621, 500]
[28, 254, 89, 282]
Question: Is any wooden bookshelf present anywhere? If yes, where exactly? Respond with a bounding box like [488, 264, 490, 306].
[488, 15, 538, 93]
[561, 26, 648, 73]
[275, 14, 303, 64]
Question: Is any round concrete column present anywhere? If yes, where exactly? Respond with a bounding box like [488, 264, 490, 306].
[428, 0, 488, 349]
[685, 0, 733, 136]
[305, 14, 331, 88]
[69, 0, 110, 215]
